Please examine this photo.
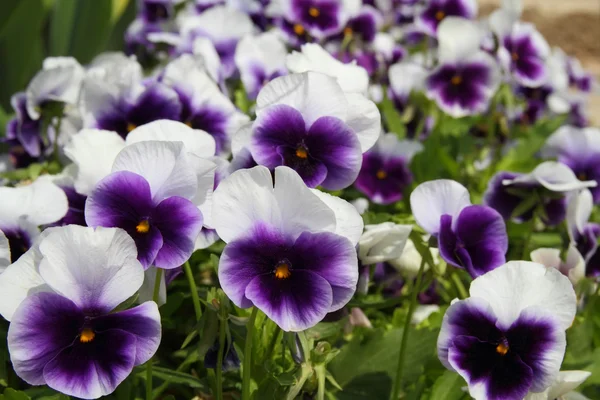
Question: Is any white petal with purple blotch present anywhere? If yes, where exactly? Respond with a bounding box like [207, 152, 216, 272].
[469, 261, 576, 330]
[410, 179, 471, 235]
[64, 129, 126, 195]
[503, 161, 597, 192]
[112, 141, 198, 203]
[38, 226, 144, 313]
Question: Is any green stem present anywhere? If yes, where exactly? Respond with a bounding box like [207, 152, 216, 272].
[215, 310, 227, 400]
[146, 268, 163, 400]
[183, 261, 202, 321]
[450, 272, 468, 300]
[52, 117, 63, 166]
[391, 258, 426, 400]
[242, 307, 259, 400]
[264, 326, 282, 362]
[521, 217, 536, 260]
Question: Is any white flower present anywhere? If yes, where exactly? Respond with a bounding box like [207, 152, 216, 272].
[524, 371, 591, 400]
[358, 222, 412, 265]
[503, 162, 597, 193]
[530, 246, 586, 286]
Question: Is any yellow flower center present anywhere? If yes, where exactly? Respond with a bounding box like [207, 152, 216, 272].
[496, 342, 509, 356]
[136, 219, 151, 234]
[274, 262, 291, 279]
[294, 24, 305, 35]
[344, 27, 353, 37]
[127, 122, 137, 132]
[80, 328, 96, 343]
[309, 7, 320, 17]
[296, 147, 308, 159]
[435, 10, 445, 21]
[451, 75, 462, 85]
[512, 52, 519, 61]
[376, 169, 387, 180]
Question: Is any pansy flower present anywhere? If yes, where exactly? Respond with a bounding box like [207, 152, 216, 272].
[213, 166, 363, 331]
[0, 226, 161, 399]
[489, 6, 550, 87]
[411, 179, 508, 277]
[530, 245, 585, 286]
[425, 17, 501, 118]
[438, 261, 576, 400]
[139, 0, 175, 23]
[85, 139, 212, 269]
[239, 71, 380, 189]
[415, 0, 477, 36]
[354, 133, 423, 204]
[336, 5, 383, 44]
[542, 126, 600, 203]
[0, 179, 68, 263]
[566, 189, 600, 278]
[234, 32, 288, 100]
[484, 161, 597, 226]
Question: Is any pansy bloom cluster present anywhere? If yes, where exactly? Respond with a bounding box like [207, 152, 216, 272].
[0, 0, 599, 399]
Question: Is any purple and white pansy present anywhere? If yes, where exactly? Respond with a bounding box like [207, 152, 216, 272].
[425, 17, 501, 118]
[0, 225, 161, 399]
[438, 261, 576, 400]
[354, 132, 422, 204]
[411, 179, 508, 277]
[238, 71, 380, 189]
[415, 0, 478, 36]
[484, 161, 597, 226]
[213, 165, 362, 331]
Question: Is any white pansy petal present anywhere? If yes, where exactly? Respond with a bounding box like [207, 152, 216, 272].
[286, 43, 369, 94]
[64, 129, 126, 195]
[567, 189, 593, 238]
[256, 72, 348, 127]
[231, 122, 253, 155]
[187, 155, 217, 228]
[0, 230, 9, 271]
[437, 17, 484, 62]
[344, 93, 381, 152]
[530, 246, 585, 285]
[410, 180, 471, 234]
[126, 120, 216, 158]
[191, 37, 222, 83]
[469, 261, 576, 330]
[39, 226, 144, 312]
[389, 62, 427, 98]
[0, 180, 68, 227]
[358, 223, 412, 264]
[545, 371, 592, 399]
[138, 267, 167, 307]
[505, 162, 597, 192]
[112, 141, 198, 202]
[212, 166, 281, 243]
[273, 167, 336, 238]
[310, 189, 364, 245]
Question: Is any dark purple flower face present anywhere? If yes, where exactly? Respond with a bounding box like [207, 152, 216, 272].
[2, 228, 33, 263]
[141, 0, 173, 23]
[442, 299, 564, 400]
[178, 97, 230, 154]
[339, 9, 379, 43]
[219, 222, 357, 331]
[418, 0, 476, 35]
[8, 292, 160, 398]
[354, 152, 412, 205]
[426, 61, 495, 116]
[501, 31, 547, 87]
[250, 104, 362, 190]
[244, 64, 286, 100]
[94, 83, 182, 139]
[85, 171, 203, 269]
[483, 171, 567, 226]
[291, 0, 341, 37]
[437, 205, 508, 278]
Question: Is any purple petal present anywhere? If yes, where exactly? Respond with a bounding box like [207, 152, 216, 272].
[354, 152, 412, 205]
[8, 292, 84, 385]
[43, 329, 137, 399]
[91, 302, 161, 365]
[151, 196, 203, 269]
[245, 270, 333, 331]
[126, 82, 182, 132]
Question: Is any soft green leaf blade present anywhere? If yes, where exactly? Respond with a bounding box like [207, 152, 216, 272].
[49, 0, 78, 56]
[0, 388, 31, 400]
[68, 1, 114, 63]
[429, 370, 468, 400]
[138, 366, 207, 389]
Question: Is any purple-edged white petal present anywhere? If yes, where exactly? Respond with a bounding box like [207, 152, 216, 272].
[0, 179, 68, 227]
[286, 43, 369, 94]
[256, 72, 348, 127]
[530, 245, 586, 286]
[38, 226, 144, 313]
[542, 125, 600, 161]
[469, 261, 576, 331]
[64, 129, 126, 195]
[112, 141, 198, 203]
[410, 179, 471, 235]
[358, 223, 412, 265]
[504, 161, 597, 192]
[212, 166, 282, 243]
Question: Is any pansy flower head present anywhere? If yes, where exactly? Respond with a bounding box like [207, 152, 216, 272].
[415, 0, 477, 36]
[213, 166, 363, 331]
[411, 179, 508, 277]
[0, 226, 161, 399]
[425, 17, 501, 118]
[234, 32, 288, 100]
[438, 261, 576, 400]
[484, 161, 597, 226]
[542, 126, 600, 203]
[355, 133, 422, 205]
[530, 245, 586, 286]
[337, 5, 383, 44]
[240, 71, 380, 190]
[85, 137, 213, 269]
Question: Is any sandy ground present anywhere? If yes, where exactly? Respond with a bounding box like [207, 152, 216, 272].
[479, 0, 600, 124]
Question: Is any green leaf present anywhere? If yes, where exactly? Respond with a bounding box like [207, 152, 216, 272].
[428, 371, 467, 400]
[0, 388, 31, 400]
[49, 0, 78, 56]
[335, 373, 392, 400]
[138, 366, 207, 389]
[380, 93, 406, 139]
[67, 1, 115, 63]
